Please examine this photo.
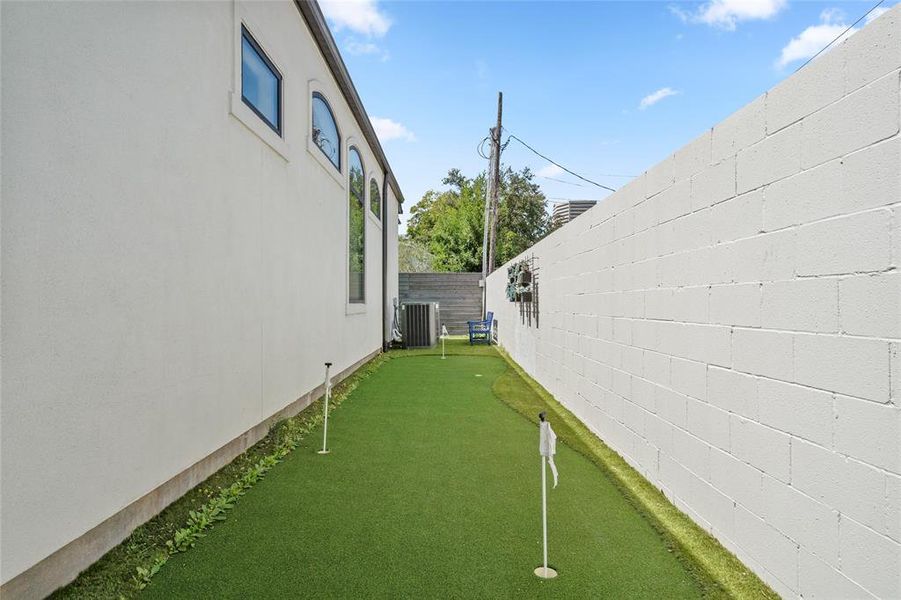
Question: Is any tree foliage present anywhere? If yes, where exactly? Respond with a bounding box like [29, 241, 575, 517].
[406, 167, 551, 272]
[398, 237, 436, 272]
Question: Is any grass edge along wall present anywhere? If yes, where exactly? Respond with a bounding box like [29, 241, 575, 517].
[486, 7, 901, 599]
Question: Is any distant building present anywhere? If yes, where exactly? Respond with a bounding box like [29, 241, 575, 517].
[551, 200, 597, 228]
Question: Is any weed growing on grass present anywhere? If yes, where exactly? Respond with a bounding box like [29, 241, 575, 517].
[53, 354, 389, 599]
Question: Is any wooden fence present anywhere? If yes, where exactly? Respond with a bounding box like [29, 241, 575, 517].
[399, 272, 482, 335]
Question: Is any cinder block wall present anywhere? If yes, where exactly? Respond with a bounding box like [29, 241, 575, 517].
[486, 9, 899, 598]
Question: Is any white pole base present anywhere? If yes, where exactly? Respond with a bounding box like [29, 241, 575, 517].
[533, 566, 558, 579]
[317, 450, 330, 455]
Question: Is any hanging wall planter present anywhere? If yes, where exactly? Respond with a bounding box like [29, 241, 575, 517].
[506, 264, 518, 302]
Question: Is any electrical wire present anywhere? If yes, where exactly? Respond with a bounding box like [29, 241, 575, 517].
[795, 0, 885, 73]
[591, 172, 636, 178]
[542, 176, 587, 187]
[471, 0, 888, 189]
[548, 197, 601, 203]
[504, 131, 618, 193]
[477, 136, 491, 160]
[541, 172, 636, 187]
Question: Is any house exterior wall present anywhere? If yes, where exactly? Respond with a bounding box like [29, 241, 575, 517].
[487, 8, 900, 598]
[0, 0, 399, 592]
[385, 187, 401, 343]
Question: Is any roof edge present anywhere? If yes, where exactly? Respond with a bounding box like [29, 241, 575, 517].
[294, 0, 405, 208]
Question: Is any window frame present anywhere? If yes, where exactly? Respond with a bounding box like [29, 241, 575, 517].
[311, 91, 342, 172]
[347, 146, 366, 306]
[240, 25, 282, 136]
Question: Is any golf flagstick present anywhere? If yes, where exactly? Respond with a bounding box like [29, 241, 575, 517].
[535, 411, 559, 579]
[318, 362, 332, 455]
[441, 324, 449, 359]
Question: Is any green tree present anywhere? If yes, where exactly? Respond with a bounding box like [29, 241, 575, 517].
[495, 166, 549, 265]
[406, 167, 550, 272]
[398, 236, 436, 272]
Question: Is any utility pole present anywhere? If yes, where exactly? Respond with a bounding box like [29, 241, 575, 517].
[487, 92, 503, 275]
[481, 92, 503, 317]
[481, 149, 493, 312]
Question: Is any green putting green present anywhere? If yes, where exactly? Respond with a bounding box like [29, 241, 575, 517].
[141, 352, 711, 598]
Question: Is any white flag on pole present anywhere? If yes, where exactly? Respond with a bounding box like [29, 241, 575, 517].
[441, 324, 449, 337]
[539, 420, 559, 488]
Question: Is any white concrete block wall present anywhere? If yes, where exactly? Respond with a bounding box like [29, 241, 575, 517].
[487, 8, 901, 598]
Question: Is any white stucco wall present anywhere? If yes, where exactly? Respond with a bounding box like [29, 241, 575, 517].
[1, 0, 398, 585]
[488, 8, 900, 599]
[385, 187, 401, 343]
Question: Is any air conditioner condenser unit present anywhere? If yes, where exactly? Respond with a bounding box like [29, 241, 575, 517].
[400, 302, 441, 348]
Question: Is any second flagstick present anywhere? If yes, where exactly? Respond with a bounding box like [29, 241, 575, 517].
[535, 411, 559, 579]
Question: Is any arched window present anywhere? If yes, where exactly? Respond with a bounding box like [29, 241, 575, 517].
[312, 92, 340, 170]
[369, 178, 381, 220]
[348, 147, 365, 303]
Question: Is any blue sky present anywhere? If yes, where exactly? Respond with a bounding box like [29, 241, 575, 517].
[318, 0, 895, 232]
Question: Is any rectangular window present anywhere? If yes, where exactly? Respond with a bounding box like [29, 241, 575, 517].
[369, 179, 381, 219]
[348, 148, 366, 304]
[349, 195, 365, 303]
[241, 26, 281, 135]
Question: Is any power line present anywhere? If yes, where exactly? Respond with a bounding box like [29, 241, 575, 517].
[541, 172, 636, 187]
[795, 0, 885, 73]
[547, 197, 602, 202]
[592, 172, 635, 179]
[542, 176, 587, 187]
[504, 130, 618, 193]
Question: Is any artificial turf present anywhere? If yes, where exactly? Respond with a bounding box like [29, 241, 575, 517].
[141, 351, 713, 598]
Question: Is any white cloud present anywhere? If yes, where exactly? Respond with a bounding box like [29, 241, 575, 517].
[865, 6, 890, 24]
[819, 7, 846, 24]
[370, 117, 416, 142]
[345, 38, 390, 61]
[319, 0, 391, 37]
[671, 0, 787, 30]
[639, 87, 680, 109]
[776, 9, 857, 68]
[537, 164, 564, 178]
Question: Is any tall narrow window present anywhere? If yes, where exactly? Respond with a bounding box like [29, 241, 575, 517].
[369, 179, 381, 220]
[312, 93, 341, 170]
[241, 26, 281, 134]
[348, 148, 365, 304]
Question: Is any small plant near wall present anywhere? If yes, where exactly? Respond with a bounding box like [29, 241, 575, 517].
[115, 356, 390, 594]
[505, 260, 532, 302]
[132, 453, 280, 589]
[505, 263, 519, 301]
[505, 256, 539, 327]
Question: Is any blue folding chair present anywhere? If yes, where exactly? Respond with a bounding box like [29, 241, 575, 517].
[468, 311, 494, 345]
